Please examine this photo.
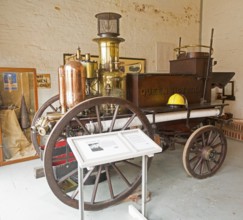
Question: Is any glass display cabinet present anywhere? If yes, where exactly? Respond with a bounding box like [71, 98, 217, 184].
[0, 67, 38, 166]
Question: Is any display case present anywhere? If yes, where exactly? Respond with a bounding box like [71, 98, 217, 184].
[0, 67, 38, 166]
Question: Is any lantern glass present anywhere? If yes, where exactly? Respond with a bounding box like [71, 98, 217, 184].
[95, 12, 121, 37]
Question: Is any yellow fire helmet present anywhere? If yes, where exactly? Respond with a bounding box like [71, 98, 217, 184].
[167, 93, 188, 108]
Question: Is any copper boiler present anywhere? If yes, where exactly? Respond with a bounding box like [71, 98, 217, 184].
[58, 60, 86, 112]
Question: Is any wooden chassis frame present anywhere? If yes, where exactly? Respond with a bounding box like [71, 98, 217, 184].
[0, 67, 39, 166]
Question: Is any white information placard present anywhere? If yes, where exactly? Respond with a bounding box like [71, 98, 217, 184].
[67, 129, 162, 168]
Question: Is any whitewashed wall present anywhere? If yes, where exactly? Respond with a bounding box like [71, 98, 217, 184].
[202, 0, 243, 119]
[0, 0, 200, 106]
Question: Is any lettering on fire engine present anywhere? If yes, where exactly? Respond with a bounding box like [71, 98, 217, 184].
[141, 87, 200, 96]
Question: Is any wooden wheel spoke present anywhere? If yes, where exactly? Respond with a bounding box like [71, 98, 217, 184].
[71, 168, 95, 199]
[50, 104, 57, 111]
[105, 165, 114, 199]
[71, 187, 79, 200]
[58, 168, 78, 184]
[199, 160, 205, 174]
[209, 133, 220, 146]
[121, 113, 136, 130]
[95, 105, 102, 133]
[206, 160, 212, 172]
[111, 163, 131, 187]
[74, 116, 90, 135]
[201, 133, 206, 147]
[201, 160, 213, 175]
[109, 104, 120, 132]
[83, 167, 95, 184]
[206, 130, 213, 145]
[189, 146, 201, 154]
[192, 157, 203, 171]
[123, 160, 141, 169]
[91, 165, 103, 204]
[214, 151, 222, 156]
[211, 142, 222, 149]
[194, 139, 203, 150]
[189, 155, 199, 163]
[211, 158, 219, 165]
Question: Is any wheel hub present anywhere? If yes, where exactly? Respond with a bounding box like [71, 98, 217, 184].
[202, 146, 216, 161]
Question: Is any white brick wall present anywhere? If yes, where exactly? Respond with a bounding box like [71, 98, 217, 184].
[202, 0, 243, 119]
[0, 0, 200, 106]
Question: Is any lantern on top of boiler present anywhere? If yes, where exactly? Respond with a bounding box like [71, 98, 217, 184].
[93, 12, 126, 113]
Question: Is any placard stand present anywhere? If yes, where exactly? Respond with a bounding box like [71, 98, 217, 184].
[67, 129, 162, 220]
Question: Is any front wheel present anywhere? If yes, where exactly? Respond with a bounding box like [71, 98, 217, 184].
[182, 125, 227, 179]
